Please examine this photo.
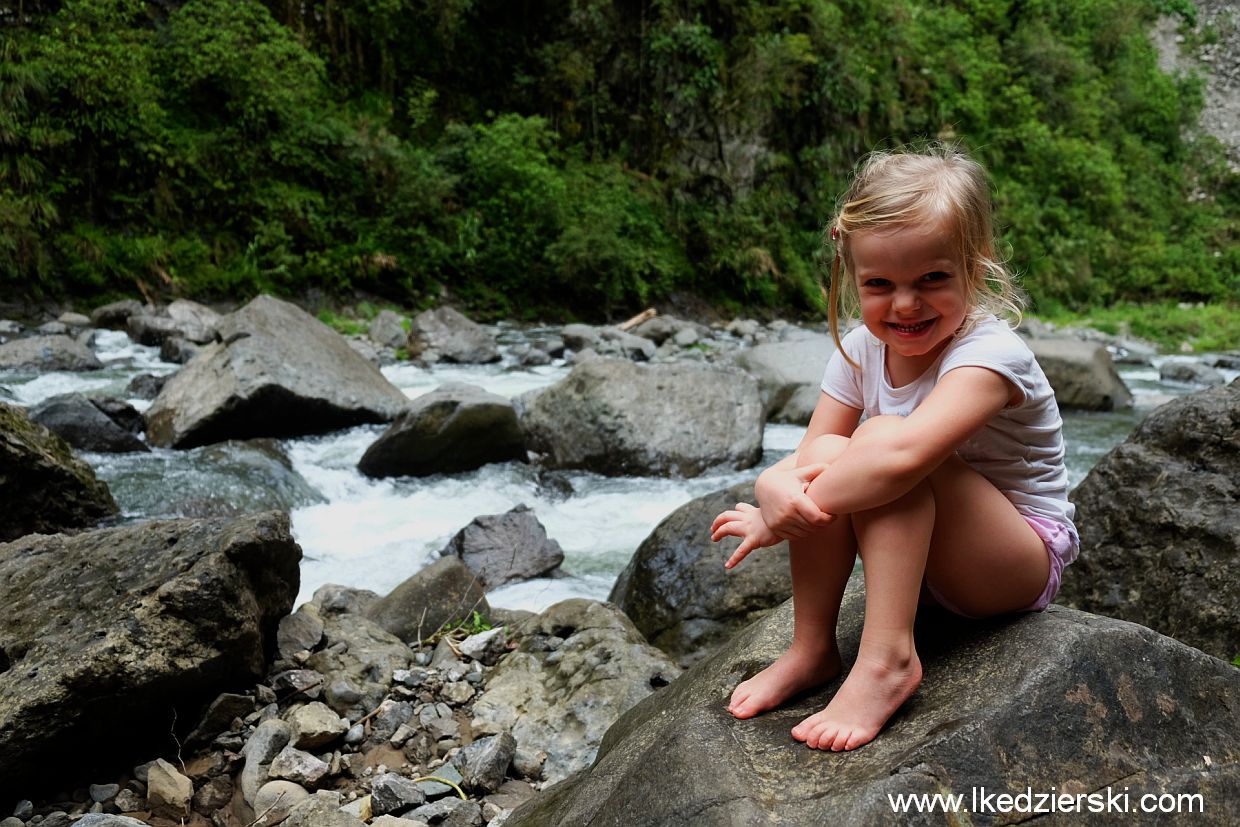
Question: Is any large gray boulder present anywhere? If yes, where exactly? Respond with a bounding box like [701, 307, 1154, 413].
[145, 295, 409, 448]
[733, 334, 834, 424]
[358, 382, 526, 478]
[441, 505, 564, 590]
[29, 393, 148, 453]
[1060, 380, 1240, 661]
[0, 511, 301, 800]
[0, 401, 118, 541]
[0, 335, 103, 371]
[610, 481, 792, 668]
[470, 599, 682, 786]
[1028, 337, 1133, 411]
[406, 306, 500, 364]
[509, 584, 1240, 825]
[520, 359, 763, 477]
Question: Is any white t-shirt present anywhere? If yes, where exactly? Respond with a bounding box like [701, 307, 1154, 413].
[820, 315, 1076, 530]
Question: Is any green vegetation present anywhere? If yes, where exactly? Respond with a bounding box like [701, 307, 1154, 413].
[2, 0, 1238, 330]
[1040, 301, 1240, 352]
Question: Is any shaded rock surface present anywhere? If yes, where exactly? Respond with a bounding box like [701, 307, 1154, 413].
[0, 511, 301, 800]
[0, 335, 103, 371]
[0, 401, 118, 541]
[145, 294, 408, 448]
[358, 382, 525, 478]
[29, 392, 148, 453]
[366, 557, 491, 644]
[440, 504, 564, 590]
[510, 584, 1240, 825]
[610, 481, 792, 668]
[520, 359, 763, 477]
[471, 599, 681, 785]
[733, 334, 834, 424]
[1028, 337, 1133, 410]
[1061, 380, 1240, 661]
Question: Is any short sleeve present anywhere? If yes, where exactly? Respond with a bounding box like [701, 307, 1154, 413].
[821, 332, 864, 409]
[938, 318, 1035, 406]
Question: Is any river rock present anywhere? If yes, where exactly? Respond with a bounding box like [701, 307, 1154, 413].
[0, 335, 103, 371]
[254, 780, 310, 821]
[440, 505, 564, 590]
[734, 334, 835, 424]
[0, 401, 118, 541]
[520, 359, 763, 477]
[366, 557, 491, 643]
[406, 307, 499, 364]
[126, 372, 171, 400]
[0, 512, 300, 801]
[145, 294, 409, 448]
[596, 327, 656, 361]
[368, 310, 408, 350]
[145, 759, 192, 820]
[28, 393, 149, 453]
[559, 324, 599, 351]
[452, 733, 516, 794]
[508, 585, 1240, 825]
[470, 599, 681, 785]
[370, 772, 427, 816]
[90, 300, 145, 330]
[1060, 380, 1240, 660]
[167, 299, 223, 343]
[289, 701, 348, 750]
[610, 481, 792, 667]
[358, 383, 525, 478]
[304, 606, 413, 718]
[1159, 358, 1226, 387]
[278, 609, 325, 659]
[1028, 337, 1133, 410]
[269, 745, 330, 787]
[240, 718, 294, 805]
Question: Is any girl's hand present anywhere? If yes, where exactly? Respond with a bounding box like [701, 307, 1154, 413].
[711, 502, 782, 569]
[755, 464, 834, 538]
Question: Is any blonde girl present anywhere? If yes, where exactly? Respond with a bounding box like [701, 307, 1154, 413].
[711, 145, 1078, 752]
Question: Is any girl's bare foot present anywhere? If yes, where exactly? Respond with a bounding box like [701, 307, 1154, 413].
[790, 649, 922, 751]
[727, 645, 842, 719]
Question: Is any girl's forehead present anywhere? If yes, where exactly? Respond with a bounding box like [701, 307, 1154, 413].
[849, 219, 960, 267]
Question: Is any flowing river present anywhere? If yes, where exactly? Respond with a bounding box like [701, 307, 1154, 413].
[2, 326, 1229, 613]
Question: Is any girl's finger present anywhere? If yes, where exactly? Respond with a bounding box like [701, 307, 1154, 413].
[724, 537, 756, 569]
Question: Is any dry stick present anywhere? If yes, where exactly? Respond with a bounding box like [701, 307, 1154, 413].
[244, 790, 287, 827]
[354, 693, 395, 728]
[170, 708, 185, 774]
[618, 307, 657, 331]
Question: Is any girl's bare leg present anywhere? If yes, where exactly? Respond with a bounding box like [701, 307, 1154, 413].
[729, 436, 856, 719]
[791, 478, 932, 750]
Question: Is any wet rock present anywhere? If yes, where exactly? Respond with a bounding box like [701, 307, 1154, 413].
[1028, 337, 1133, 410]
[509, 589, 1240, 825]
[159, 336, 200, 364]
[125, 372, 170, 400]
[520, 359, 763, 477]
[439, 505, 563, 590]
[1061, 380, 1240, 660]
[1159, 358, 1226, 387]
[0, 335, 103, 371]
[0, 511, 298, 800]
[28, 393, 149, 453]
[90, 300, 145, 330]
[406, 307, 500, 364]
[366, 557, 491, 644]
[145, 295, 409, 448]
[358, 383, 525, 478]
[610, 480, 792, 667]
[470, 599, 681, 785]
[0, 401, 118, 541]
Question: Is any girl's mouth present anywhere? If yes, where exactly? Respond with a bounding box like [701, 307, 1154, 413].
[888, 319, 935, 335]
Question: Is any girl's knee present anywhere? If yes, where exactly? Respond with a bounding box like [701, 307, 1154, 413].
[801, 433, 850, 465]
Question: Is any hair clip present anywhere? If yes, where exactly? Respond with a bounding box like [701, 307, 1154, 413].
[830, 227, 840, 242]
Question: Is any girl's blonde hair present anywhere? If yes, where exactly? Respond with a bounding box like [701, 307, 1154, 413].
[825, 144, 1024, 364]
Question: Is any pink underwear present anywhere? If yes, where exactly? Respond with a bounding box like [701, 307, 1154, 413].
[920, 514, 1079, 618]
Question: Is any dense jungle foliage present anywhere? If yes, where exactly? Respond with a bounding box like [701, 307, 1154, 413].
[1, 0, 1236, 321]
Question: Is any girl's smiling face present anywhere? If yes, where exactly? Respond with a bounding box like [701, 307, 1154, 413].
[849, 218, 970, 382]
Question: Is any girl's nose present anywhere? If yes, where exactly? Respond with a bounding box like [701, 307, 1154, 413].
[893, 288, 920, 313]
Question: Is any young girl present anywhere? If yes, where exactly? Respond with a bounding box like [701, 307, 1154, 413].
[710, 145, 1078, 752]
